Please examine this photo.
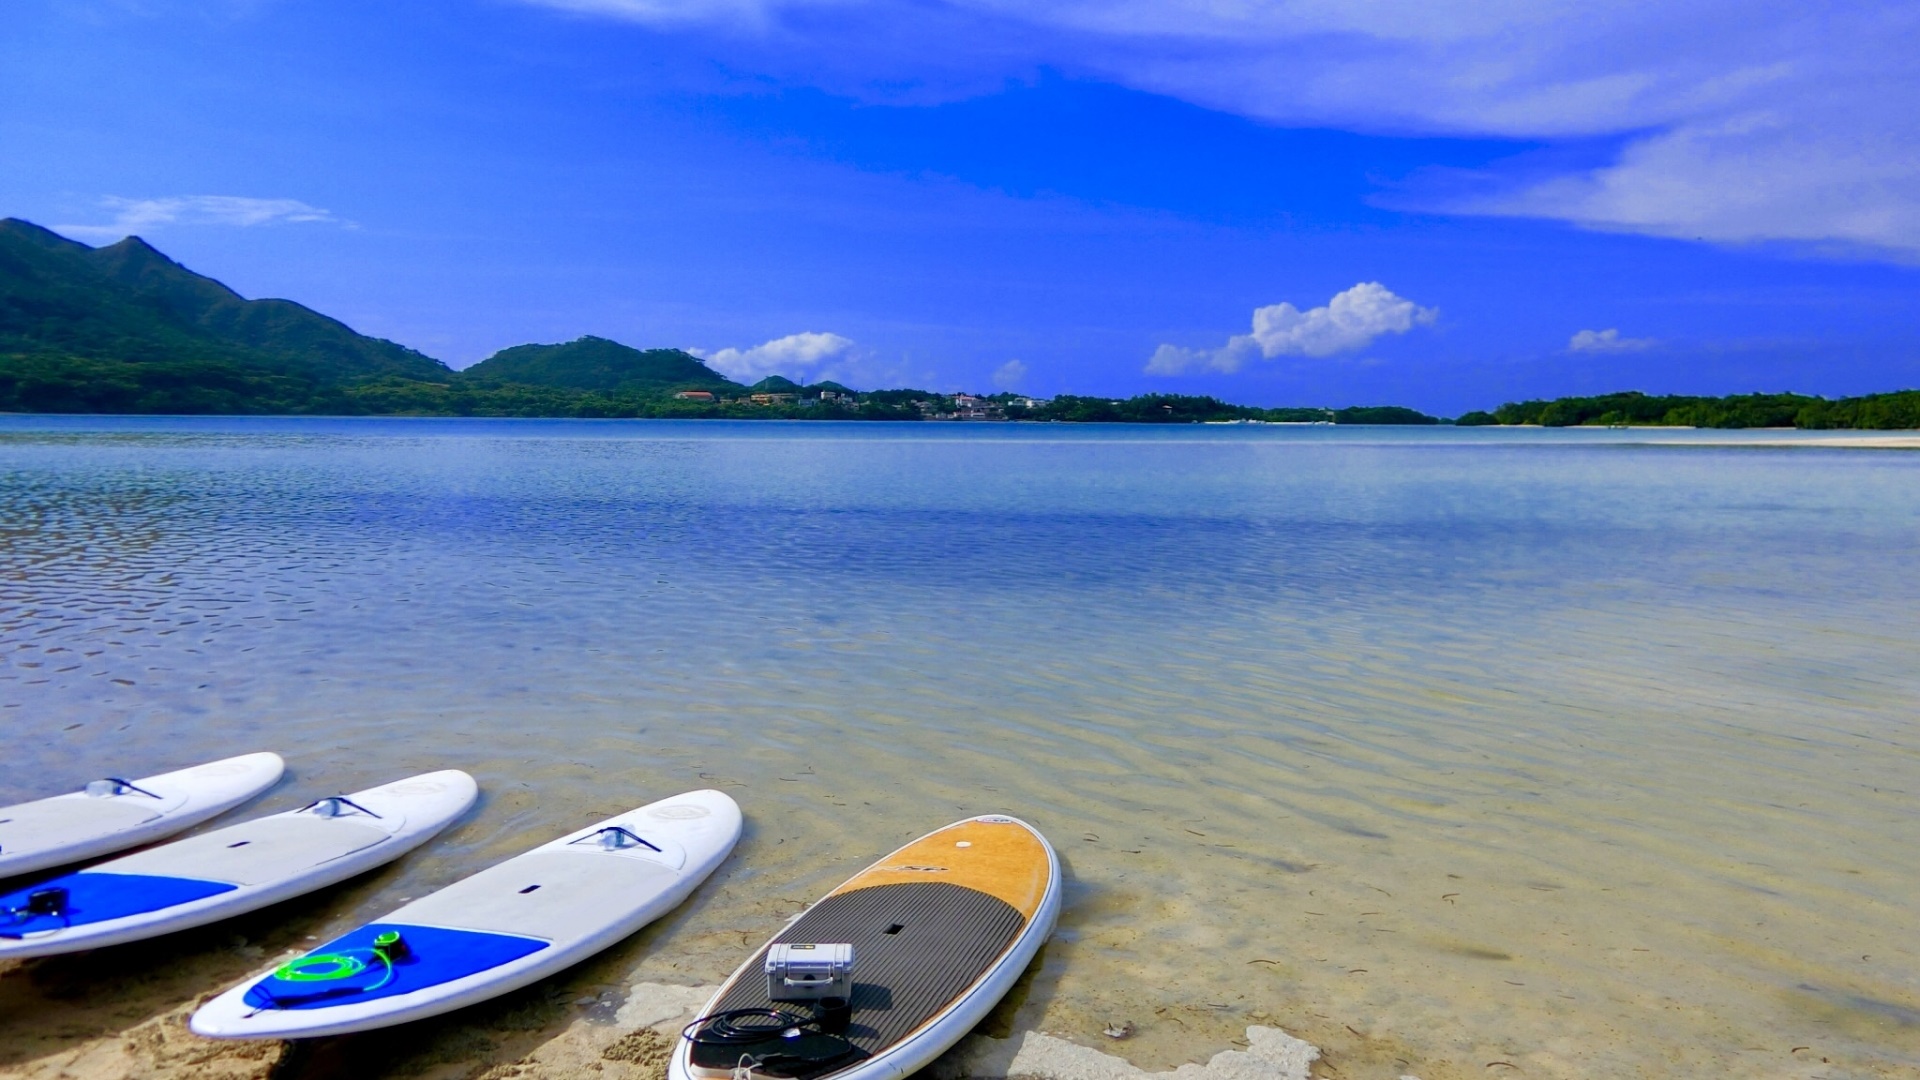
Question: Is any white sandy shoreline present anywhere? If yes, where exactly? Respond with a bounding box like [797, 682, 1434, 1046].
[1628, 434, 1920, 448]
[1481, 424, 1920, 447]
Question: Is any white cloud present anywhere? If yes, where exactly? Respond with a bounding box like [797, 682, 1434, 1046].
[1451, 107, 1920, 254]
[1143, 344, 1209, 376]
[520, 0, 1920, 257]
[54, 196, 344, 241]
[1249, 283, 1438, 357]
[1569, 328, 1656, 353]
[695, 331, 858, 382]
[1147, 283, 1437, 375]
[991, 358, 1028, 390]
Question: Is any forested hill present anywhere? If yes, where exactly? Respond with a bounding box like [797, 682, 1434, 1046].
[0, 221, 751, 414]
[1456, 390, 1920, 429]
[1, 218, 452, 412]
[463, 336, 740, 394]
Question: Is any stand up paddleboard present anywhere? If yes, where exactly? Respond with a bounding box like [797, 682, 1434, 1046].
[0, 771, 476, 959]
[191, 788, 743, 1039]
[0, 752, 285, 880]
[671, 815, 1059, 1080]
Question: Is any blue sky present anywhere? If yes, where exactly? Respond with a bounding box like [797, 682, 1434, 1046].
[4, 0, 1916, 412]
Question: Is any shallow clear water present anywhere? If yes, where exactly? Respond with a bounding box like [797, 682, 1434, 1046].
[3, 417, 1918, 1078]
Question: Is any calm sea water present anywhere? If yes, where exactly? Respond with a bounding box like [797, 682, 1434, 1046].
[3, 417, 1918, 1078]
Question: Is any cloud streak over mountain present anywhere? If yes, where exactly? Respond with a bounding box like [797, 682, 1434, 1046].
[1570, 328, 1657, 353]
[54, 197, 344, 241]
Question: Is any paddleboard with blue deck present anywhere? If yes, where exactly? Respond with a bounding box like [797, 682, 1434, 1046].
[191, 788, 742, 1039]
[671, 815, 1059, 1080]
[0, 752, 285, 880]
[0, 770, 476, 959]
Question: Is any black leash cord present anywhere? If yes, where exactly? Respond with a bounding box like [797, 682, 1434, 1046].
[683, 1009, 816, 1046]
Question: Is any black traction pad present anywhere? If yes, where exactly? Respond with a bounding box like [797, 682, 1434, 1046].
[692, 880, 1028, 1066]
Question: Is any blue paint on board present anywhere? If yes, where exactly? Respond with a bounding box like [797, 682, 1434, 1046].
[0, 873, 236, 937]
[245, 922, 549, 1010]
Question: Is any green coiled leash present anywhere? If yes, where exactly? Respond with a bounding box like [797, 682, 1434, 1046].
[273, 930, 407, 993]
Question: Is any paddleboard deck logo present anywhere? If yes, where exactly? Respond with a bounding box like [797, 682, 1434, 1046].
[878, 864, 948, 873]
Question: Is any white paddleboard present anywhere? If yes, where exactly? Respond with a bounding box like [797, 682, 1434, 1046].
[0, 751, 285, 880]
[191, 788, 742, 1039]
[0, 770, 477, 959]
[672, 815, 1059, 1080]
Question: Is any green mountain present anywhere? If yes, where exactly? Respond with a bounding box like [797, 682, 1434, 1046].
[0, 218, 449, 382]
[0, 219, 751, 414]
[743, 376, 857, 396]
[747, 375, 802, 394]
[464, 336, 740, 393]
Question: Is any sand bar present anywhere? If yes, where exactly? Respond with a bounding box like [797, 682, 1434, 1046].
[1635, 434, 1920, 448]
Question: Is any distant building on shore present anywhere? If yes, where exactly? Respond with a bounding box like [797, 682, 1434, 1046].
[926, 394, 1007, 421]
[673, 390, 716, 402]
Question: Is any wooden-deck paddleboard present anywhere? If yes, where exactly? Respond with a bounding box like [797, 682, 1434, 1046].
[0, 752, 285, 880]
[672, 815, 1059, 1080]
[0, 771, 476, 959]
[191, 788, 743, 1039]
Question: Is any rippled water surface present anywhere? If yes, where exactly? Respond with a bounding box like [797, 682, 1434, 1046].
[4, 417, 1919, 1078]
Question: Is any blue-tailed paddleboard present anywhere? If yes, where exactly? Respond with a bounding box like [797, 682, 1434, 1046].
[671, 815, 1059, 1080]
[190, 788, 742, 1039]
[0, 770, 476, 959]
[0, 752, 285, 880]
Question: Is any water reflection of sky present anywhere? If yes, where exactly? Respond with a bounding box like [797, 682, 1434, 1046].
[3, 418, 1918, 1077]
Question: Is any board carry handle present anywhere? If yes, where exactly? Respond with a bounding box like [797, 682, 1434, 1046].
[572, 826, 662, 852]
[301, 795, 383, 819]
[85, 778, 162, 799]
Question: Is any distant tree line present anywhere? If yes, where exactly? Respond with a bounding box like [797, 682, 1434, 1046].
[1454, 390, 1920, 429]
[0, 354, 357, 415]
[7, 357, 1917, 430]
[341, 376, 928, 420]
[0, 359, 1447, 424]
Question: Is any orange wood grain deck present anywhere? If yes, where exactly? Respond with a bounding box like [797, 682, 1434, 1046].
[831, 818, 1051, 919]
